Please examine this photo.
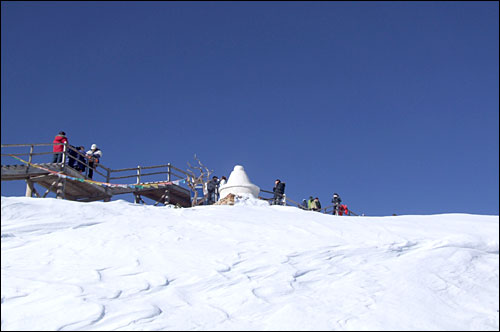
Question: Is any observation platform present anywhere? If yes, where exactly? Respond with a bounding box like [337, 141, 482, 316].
[1, 143, 192, 206]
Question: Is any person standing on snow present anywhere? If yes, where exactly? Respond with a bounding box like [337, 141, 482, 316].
[332, 193, 342, 215]
[301, 199, 308, 210]
[52, 131, 68, 163]
[217, 176, 227, 201]
[86, 144, 102, 179]
[313, 197, 322, 212]
[206, 176, 219, 205]
[340, 204, 349, 216]
[272, 179, 286, 205]
[307, 196, 314, 210]
[310, 198, 318, 211]
[218, 176, 227, 187]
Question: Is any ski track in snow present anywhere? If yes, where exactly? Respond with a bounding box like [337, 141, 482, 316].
[1, 197, 499, 331]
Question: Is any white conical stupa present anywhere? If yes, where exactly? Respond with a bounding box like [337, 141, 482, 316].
[219, 165, 260, 199]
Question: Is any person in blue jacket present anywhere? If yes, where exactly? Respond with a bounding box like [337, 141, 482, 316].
[68, 145, 86, 171]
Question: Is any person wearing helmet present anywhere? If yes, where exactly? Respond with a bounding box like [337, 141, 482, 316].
[86, 144, 102, 179]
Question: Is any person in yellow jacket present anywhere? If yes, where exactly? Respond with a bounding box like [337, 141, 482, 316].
[307, 196, 313, 210]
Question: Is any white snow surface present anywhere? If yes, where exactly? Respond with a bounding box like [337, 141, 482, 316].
[1, 196, 499, 331]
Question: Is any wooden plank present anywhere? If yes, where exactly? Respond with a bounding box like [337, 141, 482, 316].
[29, 171, 108, 201]
[2, 156, 191, 205]
[2, 165, 51, 180]
[139, 185, 191, 207]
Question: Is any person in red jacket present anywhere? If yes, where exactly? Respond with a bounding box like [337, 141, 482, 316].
[52, 131, 68, 163]
[340, 204, 349, 216]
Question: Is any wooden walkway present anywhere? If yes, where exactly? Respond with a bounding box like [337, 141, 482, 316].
[1, 143, 192, 206]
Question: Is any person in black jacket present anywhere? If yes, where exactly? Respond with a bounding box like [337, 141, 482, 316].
[332, 193, 342, 215]
[272, 179, 286, 205]
[206, 176, 219, 205]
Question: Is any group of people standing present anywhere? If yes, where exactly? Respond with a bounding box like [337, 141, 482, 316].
[205, 177, 287, 206]
[297, 193, 349, 215]
[271, 179, 349, 215]
[302, 196, 322, 211]
[52, 131, 102, 179]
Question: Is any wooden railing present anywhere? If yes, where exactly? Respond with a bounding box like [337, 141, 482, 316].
[1, 143, 189, 186]
[109, 164, 190, 185]
[259, 189, 304, 209]
[1, 143, 111, 182]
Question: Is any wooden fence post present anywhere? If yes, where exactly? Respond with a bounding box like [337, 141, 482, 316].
[62, 142, 67, 164]
[25, 145, 35, 197]
[104, 168, 111, 202]
[57, 143, 67, 199]
[56, 178, 65, 199]
[27, 145, 34, 167]
[25, 180, 34, 197]
[134, 166, 141, 204]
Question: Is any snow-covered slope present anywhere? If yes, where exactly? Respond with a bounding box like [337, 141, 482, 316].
[1, 196, 498, 331]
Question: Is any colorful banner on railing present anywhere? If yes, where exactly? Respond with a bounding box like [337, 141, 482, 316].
[8, 154, 187, 189]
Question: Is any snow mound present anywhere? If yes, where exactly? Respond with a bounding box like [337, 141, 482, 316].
[233, 193, 271, 206]
[1, 196, 499, 331]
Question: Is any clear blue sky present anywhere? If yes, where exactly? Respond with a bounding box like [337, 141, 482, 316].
[2, 1, 498, 216]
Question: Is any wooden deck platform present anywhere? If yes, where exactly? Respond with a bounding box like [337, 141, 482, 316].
[2, 163, 60, 181]
[1, 163, 191, 206]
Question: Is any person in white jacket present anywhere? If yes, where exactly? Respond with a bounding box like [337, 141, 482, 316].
[217, 176, 227, 201]
[86, 144, 102, 179]
[218, 176, 227, 187]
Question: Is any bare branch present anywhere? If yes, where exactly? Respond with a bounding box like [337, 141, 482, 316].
[185, 154, 214, 207]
